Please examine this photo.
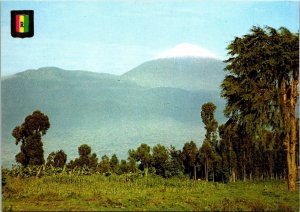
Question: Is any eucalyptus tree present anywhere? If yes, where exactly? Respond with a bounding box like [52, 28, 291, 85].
[46, 150, 67, 168]
[12, 110, 50, 166]
[201, 102, 218, 143]
[152, 144, 169, 177]
[98, 155, 110, 174]
[200, 102, 219, 181]
[222, 26, 298, 191]
[72, 144, 98, 169]
[110, 154, 120, 174]
[129, 143, 152, 176]
[182, 141, 199, 180]
[218, 122, 238, 182]
[167, 145, 184, 177]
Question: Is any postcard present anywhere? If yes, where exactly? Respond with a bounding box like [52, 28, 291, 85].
[1, 1, 299, 211]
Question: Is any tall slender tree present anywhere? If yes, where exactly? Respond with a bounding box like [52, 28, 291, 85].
[200, 102, 219, 181]
[201, 102, 218, 143]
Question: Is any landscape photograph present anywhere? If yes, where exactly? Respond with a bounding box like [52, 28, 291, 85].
[1, 1, 299, 211]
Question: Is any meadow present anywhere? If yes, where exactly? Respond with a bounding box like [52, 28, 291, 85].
[2, 174, 299, 211]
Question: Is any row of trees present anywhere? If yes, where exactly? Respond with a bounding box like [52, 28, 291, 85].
[11, 106, 294, 184]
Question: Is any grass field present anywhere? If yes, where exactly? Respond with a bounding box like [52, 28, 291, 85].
[2, 174, 299, 211]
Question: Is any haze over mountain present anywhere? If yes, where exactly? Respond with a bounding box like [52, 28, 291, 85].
[2, 44, 226, 167]
[122, 43, 224, 91]
[122, 57, 224, 91]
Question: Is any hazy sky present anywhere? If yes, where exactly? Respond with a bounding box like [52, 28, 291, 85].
[1, 1, 298, 76]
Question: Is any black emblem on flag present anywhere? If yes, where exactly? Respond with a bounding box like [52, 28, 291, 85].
[11, 10, 34, 38]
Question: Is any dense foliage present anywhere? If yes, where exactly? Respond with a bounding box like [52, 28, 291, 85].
[221, 26, 299, 190]
[12, 110, 50, 166]
[46, 150, 67, 168]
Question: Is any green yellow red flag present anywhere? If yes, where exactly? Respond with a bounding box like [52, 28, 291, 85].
[15, 15, 29, 33]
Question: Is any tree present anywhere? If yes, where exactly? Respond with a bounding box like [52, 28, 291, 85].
[182, 141, 198, 180]
[200, 102, 219, 181]
[166, 145, 184, 177]
[72, 144, 98, 169]
[46, 150, 67, 168]
[218, 122, 238, 182]
[152, 144, 169, 177]
[12, 110, 50, 166]
[98, 155, 110, 174]
[119, 159, 129, 174]
[78, 144, 91, 156]
[127, 150, 137, 173]
[199, 140, 216, 181]
[129, 144, 152, 176]
[110, 154, 120, 174]
[89, 153, 99, 170]
[221, 26, 298, 191]
[201, 102, 218, 143]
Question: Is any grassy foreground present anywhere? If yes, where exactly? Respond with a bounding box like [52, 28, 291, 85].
[2, 174, 299, 211]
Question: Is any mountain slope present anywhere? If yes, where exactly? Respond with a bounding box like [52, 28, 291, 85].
[121, 57, 225, 91]
[2, 67, 225, 167]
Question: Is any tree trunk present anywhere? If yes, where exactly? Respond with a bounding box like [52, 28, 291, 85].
[205, 160, 208, 181]
[243, 151, 246, 182]
[193, 165, 197, 180]
[282, 79, 298, 191]
[287, 79, 298, 191]
[232, 169, 236, 183]
[243, 165, 246, 182]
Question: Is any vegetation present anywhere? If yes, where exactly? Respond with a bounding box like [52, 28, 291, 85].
[200, 102, 219, 181]
[221, 26, 299, 190]
[46, 150, 67, 168]
[12, 110, 50, 166]
[67, 144, 98, 170]
[2, 173, 298, 211]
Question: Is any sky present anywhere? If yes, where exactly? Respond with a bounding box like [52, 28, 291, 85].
[1, 0, 299, 76]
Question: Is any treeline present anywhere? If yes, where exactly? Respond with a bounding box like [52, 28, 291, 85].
[8, 107, 296, 183]
[50, 103, 295, 182]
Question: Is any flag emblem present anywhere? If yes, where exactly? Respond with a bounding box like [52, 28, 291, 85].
[16, 15, 29, 33]
[11, 10, 34, 38]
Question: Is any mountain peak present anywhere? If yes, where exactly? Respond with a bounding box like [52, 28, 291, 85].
[154, 43, 219, 60]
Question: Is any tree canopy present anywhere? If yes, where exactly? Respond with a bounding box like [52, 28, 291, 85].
[46, 150, 67, 168]
[12, 110, 50, 166]
[221, 26, 299, 191]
